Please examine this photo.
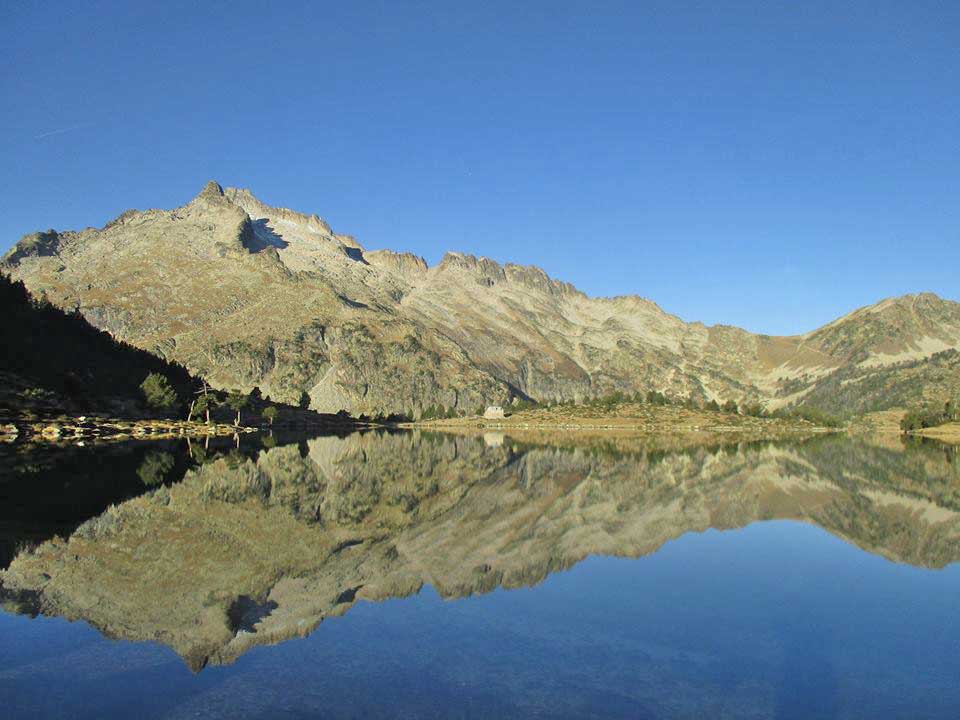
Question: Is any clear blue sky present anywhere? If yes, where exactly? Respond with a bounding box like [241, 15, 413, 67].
[2, 1, 957, 335]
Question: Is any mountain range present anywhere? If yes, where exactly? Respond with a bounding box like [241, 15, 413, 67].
[4, 181, 959, 418]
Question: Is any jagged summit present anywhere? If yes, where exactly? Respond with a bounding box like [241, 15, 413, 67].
[223, 185, 341, 242]
[199, 179, 224, 197]
[4, 183, 959, 417]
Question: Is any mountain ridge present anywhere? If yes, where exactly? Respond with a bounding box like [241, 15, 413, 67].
[4, 181, 959, 417]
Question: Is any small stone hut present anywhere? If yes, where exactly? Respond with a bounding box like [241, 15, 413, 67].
[483, 405, 506, 419]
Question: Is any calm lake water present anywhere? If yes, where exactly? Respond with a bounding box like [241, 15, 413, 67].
[1, 431, 959, 719]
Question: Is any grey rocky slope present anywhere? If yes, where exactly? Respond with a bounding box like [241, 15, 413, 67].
[4, 182, 960, 417]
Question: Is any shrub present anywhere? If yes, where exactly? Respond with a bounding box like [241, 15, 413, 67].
[721, 399, 739, 414]
[646, 390, 669, 406]
[774, 406, 843, 428]
[901, 406, 950, 432]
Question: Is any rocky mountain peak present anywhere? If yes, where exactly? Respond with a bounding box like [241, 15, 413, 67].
[2, 229, 61, 265]
[431, 252, 580, 298]
[223, 186, 338, 241]
[185, 180, 244, 221]
[200, 180, 224, 197]
[186, 180, 230, 209]
[366, 249, 429, 278]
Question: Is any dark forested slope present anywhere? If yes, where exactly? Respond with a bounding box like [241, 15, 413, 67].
[0, 273, 193, 416]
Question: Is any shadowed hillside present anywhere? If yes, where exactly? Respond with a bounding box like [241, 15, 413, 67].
[0, 272, 193, 416]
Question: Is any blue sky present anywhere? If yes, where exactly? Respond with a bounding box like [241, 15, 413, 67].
[2, 1, 957, 334]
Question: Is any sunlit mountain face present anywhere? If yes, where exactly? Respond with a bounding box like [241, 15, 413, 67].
[6, 183, 960, 419]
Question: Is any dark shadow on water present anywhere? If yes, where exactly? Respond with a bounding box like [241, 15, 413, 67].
[0, 439, 189, 568]
[0, 426, 418, 569]
[0, 431, 311, 568]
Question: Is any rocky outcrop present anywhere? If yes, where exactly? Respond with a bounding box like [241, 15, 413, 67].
[4, 182, 960, 417]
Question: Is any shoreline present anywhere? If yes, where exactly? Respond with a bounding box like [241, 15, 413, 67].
[409, 419, 840, 434]
[907, 422, 960, 444]
[0, 414, 375, 444]
[405, 403, 840, 438]
[0, 416, 258, 444]
[5, 408, 954, 447]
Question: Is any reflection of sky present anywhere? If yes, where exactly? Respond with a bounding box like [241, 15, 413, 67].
[3, 520, 959, 719]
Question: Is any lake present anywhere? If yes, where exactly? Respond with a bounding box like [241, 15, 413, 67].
[2, 431, 959, 719]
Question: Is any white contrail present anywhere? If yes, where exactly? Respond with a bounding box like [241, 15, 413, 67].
[34, 122, 93, 140]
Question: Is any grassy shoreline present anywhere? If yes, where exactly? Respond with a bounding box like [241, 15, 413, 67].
[407, 403, 839, 438]
[909, 422, 960, 444]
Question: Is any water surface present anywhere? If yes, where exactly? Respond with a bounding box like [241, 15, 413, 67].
[2, 431, 959, 718]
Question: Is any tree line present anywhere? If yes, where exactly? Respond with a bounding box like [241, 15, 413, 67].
[901, 399, 960, 432]
[416, 387, 839, 424]
[1, 272, 289, 426]
[1, 272, 192, 412]
[140, 374, 283, 427]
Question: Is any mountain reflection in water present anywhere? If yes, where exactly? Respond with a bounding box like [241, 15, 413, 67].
[2, 430, 958, 676]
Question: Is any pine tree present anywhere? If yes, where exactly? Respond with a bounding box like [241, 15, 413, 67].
[140, 373, 178, 410]
[194, 393, 215, 423]
[225, 391, 249, 426]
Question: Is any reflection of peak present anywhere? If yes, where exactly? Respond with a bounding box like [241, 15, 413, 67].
[2, 433, 959, 669]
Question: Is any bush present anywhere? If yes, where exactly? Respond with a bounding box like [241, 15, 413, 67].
[774, 406, 843, 428]
[646, 390, 669, 406]
[901, 406, 950, 432]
